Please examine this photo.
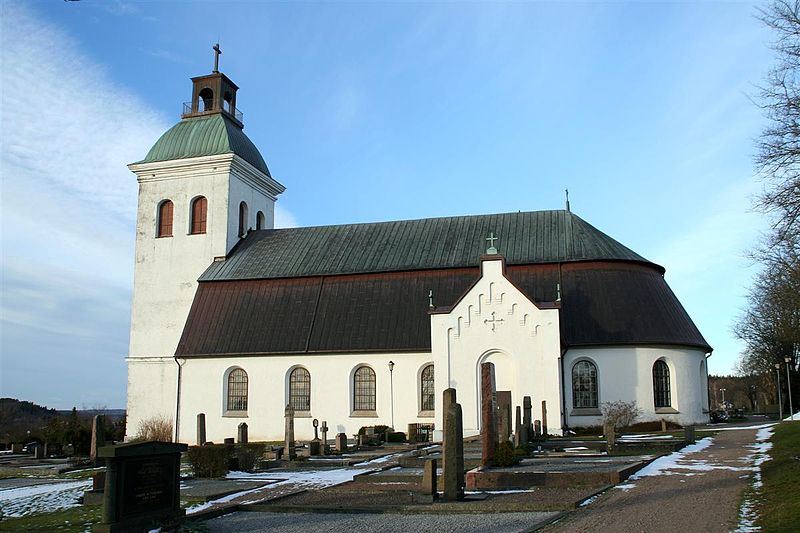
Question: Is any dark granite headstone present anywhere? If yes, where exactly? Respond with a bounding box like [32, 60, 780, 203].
[514, 406, 523, 447]
[523, 396, 532, 442]
[480, 362, 497, 467]
[196, 414, 206, 446]
[237, 423, 248, 444]
[33, 443, 45, 459]
[541, 400, 548, 437]
[534, 420, 541, 438]
[91, 415, 106, 464]
[684, 425, 696, 444]
[93, 441, 187, 533]
[496, 391, 512, 443]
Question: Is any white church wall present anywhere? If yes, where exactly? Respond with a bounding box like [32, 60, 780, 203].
[175, 351, 435, 443]
[563, 346, 710, 428]
[126, 358, 178, 439]
[431, 256, 562, 439]
[226, 156, 282, 251]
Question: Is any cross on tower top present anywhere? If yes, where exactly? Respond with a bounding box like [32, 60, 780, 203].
[213, 43, 222, 73]
[486, 232, 498, 255]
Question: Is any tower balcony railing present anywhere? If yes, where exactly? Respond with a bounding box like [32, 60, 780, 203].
[182, 102, 244, 123]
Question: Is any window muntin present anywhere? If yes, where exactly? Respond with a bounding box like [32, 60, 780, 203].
[420, 364, 435, 412]
[353, 366, 376, 411]
[157, 200, 173, 237]
[289, 367, 311, 411]
[190, 197, 207, 234]
[227, 368, 248, 412]
[653, 360, 671, 408]
[572, 360, 598, 408]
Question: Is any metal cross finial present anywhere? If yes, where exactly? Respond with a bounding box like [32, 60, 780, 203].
[486, 232, 498, 255]
[428, 289, 435, 309]
[213, 43, 222, 73]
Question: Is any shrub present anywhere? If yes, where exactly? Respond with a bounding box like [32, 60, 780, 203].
[188, 445, 228, 478]
[513, 445, 529, 457]
[494, 441, 518, 467]
[601, 401, 642, 430]
[134, 415, 173, 442]
[386, 431, 406, 443]
[234, 443, 265, 472]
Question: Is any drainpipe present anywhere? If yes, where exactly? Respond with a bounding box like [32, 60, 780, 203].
[559, 346, 568, 433]
[174, 356, 186, 442]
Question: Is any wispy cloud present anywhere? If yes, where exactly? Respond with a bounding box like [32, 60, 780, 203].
[0, 3, 168, 408]
[275, 204, 299, 228]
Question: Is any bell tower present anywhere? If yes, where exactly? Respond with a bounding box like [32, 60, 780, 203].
[124, 45, 285, 438]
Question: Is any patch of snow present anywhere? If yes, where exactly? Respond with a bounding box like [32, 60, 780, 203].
[0, 479, 91, 517]
[464, 489, 537, 495]
[614, 483, 636, 491]
[627, 437, 716, 480]
[782, 411, 799, 422]
[713, 423, 777, 431]
[564, 447, 589, 451]
[618, 435, 674, 441]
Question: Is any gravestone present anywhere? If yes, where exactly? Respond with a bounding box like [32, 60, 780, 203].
[661, 419, 668, 432]
[541, 400, 548, 437]
[310, 419, 322, 456]
[684, 425, 696, 444]
[534, 420, 541, 438]
[523, 396, 532, 442]
[320, 421, 329, 455]
[223, 437, 234, 445]
[422, 458, 438, 498]
[480, 362, 498, 466]
[443, 400, 464, 501]
[91, 415, 106, 464]
[93, 441, 187, 533]
[604, 423, 616, 453]
[196, 414, 206, 446]
[335, 432, 348, 452]
[513, 406, 523, 447]
[284, 404, 296, 460]
[496, 391, 512, 443]
[83, 471, 107, 505]
[33, 443, 45, 459]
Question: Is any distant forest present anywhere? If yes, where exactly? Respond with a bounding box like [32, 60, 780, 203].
[0, 398, 126, 453]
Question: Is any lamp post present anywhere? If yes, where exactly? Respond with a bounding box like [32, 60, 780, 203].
[775, 363, 783, 422]
[786, 357, 794, 421]
[388, 360, 395, 430]
[720, 388, 726, 410]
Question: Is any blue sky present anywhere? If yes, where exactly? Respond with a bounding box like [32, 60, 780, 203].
[1, 1, 773, 409]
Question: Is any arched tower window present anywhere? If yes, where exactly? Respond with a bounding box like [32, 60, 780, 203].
[289, 367, 311, 412]
[199, 88, 214, 112]
[353, 366, 376, 411]
[572, 360, 598, 408]
[226, 368, 248, 412]
[238, 201, 248, 237]
[223, 91, 233, 113]
[420, 364, 434, 412]
[653, 360, 671, 408]
[190, 196, 207, 234]
[157, 200, 173, 238]
[256, 211, 265, 230]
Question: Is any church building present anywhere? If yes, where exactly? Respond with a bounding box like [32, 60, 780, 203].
[125, 59, 712, 443]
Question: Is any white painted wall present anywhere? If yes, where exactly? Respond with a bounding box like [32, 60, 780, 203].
[125, 153, 284, 439]
[430, 256, 562, 438]
[563, 346, 711, 428]
[175, 352, 434, 442]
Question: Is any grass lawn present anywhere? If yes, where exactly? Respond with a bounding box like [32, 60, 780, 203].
[757, 421, 800, 532]
[0, 504, 102, 533]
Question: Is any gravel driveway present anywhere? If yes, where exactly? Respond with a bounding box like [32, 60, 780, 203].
[546, 426, 769, 533]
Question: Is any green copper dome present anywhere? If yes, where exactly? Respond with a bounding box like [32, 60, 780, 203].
[139, 114, 271, 177]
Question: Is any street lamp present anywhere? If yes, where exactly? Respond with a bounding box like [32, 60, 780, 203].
[388, 360, 395, 430]
[775, 363, 784, 422]
[786, 357, 795, 421]
[720, 388, 726, 410]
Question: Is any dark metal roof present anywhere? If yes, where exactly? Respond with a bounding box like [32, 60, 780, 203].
[177, 262, 711, 357]
[138, 114, 271, 176]
[200, 210, 656, 281]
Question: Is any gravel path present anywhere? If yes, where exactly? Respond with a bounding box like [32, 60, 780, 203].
[205, 510, 559, 532]
[546, 427, 768, 533]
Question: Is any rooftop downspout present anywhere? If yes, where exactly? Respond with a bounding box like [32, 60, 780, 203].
[174, 356, 186, 443]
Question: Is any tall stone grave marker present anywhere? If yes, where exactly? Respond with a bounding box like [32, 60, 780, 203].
[496, 391, 512, 443]
[684, 425, 696, 444]
[284, 404, 296, 460]
[91, 415, 106, 464]
[442, 389, 464, 501]
[196, 413, 206, 446]
[534, 420, 541, 438]
[320, 421, 329, 455]
[523, 396, 532, 443]
[604, 423, 616, 453]
[309, 419, 322, 456]
[237, 422, 248, 444]
[541, 400, 548, 437]
[422, 458, 437, 498]
[480, 362, 498, 466]
[513, 406, 523, 447]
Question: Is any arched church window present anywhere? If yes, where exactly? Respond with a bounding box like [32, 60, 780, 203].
[223, 91, 233, 113]
[572, 360, 598, 408]
[653, 360, 671, 408]
[289, 367, 311, 412]
[199, 88, 214, 112]
[226, 368, 248, 412]
[420, 364, 434, 412]
[256, 211, 265, 230]
[157, 200, 173, 238]
[238, 201, 248, 237]
[353, 366, 376, 411]
[190, 196, 207, 234]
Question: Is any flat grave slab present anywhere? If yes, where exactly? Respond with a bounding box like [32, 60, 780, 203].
[181, 479, 278, 502]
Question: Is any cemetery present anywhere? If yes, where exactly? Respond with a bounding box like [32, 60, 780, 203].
[0, 366, 736, 533]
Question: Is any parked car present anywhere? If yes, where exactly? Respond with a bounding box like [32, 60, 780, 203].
[710, 410, 729, 423]
[22, 441, 40, 453]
